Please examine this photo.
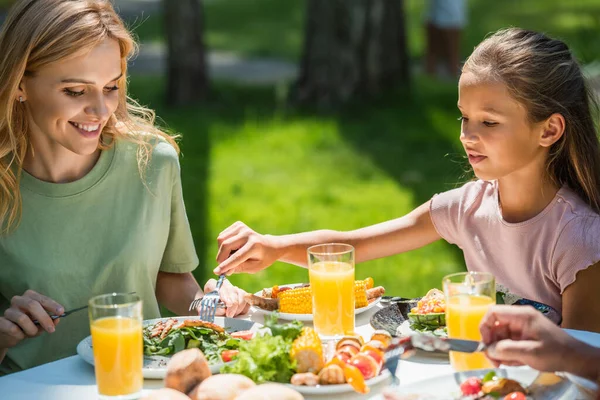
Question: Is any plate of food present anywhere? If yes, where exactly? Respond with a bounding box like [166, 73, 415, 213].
[371, 287, 561, 340]
[245, 277, 385, 321]
[222, 314, 393, 395]
[76, 316, 262, 379]
[370, 368, 582, 400]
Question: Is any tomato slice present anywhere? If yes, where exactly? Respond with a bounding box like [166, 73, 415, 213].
[231, 330, 254, 340]
[221, 349, 239, 363]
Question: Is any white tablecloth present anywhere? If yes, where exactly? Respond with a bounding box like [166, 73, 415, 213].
[1, 305, 598, 399]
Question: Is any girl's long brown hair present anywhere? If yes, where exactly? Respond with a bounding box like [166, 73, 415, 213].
[463, 28, 600, 213]
[0, 0, 179, 234]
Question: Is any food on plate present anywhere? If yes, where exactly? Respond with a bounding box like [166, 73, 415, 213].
[165, 348, 212, 394]
[290, 327, 324, 373]
[290, 329, 391, 394]
[407, 288, 446, 328]
[188, 374, 256, 400]
[458, 372, 528, 400]
[141, 388, 192, 400]
[143, 318, 243, 364]
[290, 371, 320, 386]
[245, 277, 385, 314]
[235, 383, 304, 400]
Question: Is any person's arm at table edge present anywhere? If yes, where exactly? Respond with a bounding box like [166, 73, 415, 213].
[155, 272, 202, 316]
[275, 201, 441, 267]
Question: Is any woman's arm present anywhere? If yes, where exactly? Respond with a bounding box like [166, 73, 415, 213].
[215, 200, 441, 274]
[561, 262, 600, 333]
[155, 272, 203, 316]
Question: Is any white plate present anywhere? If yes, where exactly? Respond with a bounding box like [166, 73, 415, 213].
[250, 283, 382, 321]
[369, 367, 581, 400]
[76, 316, 262, 379]
[289, 369, 391, 395]
[395, 321, 449, 363]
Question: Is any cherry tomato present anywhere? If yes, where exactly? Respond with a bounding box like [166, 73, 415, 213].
[221, 349, 239, 362]
[459, 377, 482, 395]
[504, 392, 527, 400]
[231, 330, 254, 340]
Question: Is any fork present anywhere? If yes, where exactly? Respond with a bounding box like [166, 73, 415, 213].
[190, 274, 226, 322]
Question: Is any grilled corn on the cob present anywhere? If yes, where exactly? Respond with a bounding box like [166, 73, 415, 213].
[278, 281, 369, 313]
[291, 327, 324, 373]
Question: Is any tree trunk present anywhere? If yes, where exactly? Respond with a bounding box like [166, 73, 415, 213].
[164, 0, 208, 105]
[293, 0, 409, 108]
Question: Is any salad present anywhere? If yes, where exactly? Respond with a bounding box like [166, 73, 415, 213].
[405, 288, 448, 337]
[221, 314, 392, 394]
[143, 318, 250, 364]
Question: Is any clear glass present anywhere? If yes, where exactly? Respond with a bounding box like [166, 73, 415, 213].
[89, 293, 143, 399]
[443, 272, 495, 371]
[308, 243, 355, 339]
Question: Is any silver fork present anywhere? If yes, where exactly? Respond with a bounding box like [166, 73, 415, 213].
[190, 274, 226, 322]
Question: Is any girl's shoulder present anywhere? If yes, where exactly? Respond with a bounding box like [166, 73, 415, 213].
[116, 132, 180, 165]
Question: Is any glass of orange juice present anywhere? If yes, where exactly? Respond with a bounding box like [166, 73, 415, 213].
[89, 293, 143, 399]
[443, 272, 495, 371]
[308, 243, 355, 339]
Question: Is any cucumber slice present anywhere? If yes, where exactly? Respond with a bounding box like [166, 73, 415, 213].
[407, 312, 446, 328]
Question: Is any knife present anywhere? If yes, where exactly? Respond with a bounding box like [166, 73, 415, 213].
[384, 335, 487, 360]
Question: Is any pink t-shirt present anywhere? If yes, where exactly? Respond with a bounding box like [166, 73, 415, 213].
[430, 180, 600, 314]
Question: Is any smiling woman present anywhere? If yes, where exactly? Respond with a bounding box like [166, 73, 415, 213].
[0, 0, 249, 376]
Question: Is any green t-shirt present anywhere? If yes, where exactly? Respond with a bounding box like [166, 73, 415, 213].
[0, 137, 199, 375]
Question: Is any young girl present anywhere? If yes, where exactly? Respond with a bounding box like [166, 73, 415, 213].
[214, 28, 600, 333]
[0, 0, 249, 374]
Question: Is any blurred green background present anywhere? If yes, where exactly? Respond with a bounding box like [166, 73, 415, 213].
[2, 0, 591, 299]
[123, 0, 600, 298]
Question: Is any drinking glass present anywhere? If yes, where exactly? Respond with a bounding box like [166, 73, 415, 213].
[443, 272, 495, 371]
[89, 293, 143, 399]
[308, 243, 355, 339]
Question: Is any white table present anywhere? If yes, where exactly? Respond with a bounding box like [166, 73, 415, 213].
[0, 305, 598, 400]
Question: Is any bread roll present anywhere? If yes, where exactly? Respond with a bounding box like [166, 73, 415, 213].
[235, 383, 304, 400]
[188, 374, 256, 400]
[164, 348, 212, 394]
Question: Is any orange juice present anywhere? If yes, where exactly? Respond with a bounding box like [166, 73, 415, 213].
[446, 294, 494, 371]
[309, 261, 355, 336]
[91, 316, 143, 396]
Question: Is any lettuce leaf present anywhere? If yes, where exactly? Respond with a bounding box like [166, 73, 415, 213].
[221, 334, 297, 383]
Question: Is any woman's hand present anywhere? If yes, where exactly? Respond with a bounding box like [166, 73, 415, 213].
[214, 222, 283, 276]
[204, 278, 250, 318]
[1, 290, 64, 350]
[480, 305, 600, 381]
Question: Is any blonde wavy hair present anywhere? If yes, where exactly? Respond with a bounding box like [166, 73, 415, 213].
[0, 0, 179, 234]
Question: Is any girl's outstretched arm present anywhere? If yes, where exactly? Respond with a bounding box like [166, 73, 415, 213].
[561, 262, 600, 333]
[214, 200, 441, 275]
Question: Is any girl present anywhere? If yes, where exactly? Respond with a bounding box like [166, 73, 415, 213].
[0, 0, 249, 374]
[214, 28, 600, 333]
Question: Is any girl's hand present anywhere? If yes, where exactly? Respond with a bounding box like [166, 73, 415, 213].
[204, 278, 250, 318]
[1, 290, 64, 350]
[214, 222, 282, 276]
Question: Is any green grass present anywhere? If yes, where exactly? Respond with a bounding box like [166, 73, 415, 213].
[128, 77, 468, 297]
[130, 0, 600, 64]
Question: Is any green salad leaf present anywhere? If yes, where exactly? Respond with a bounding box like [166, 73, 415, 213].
[221, 333, 297, 383]
[264, 313, 303, 341]
[143, 322, 240, 363]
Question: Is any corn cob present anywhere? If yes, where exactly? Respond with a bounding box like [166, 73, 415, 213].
[279, 286, 313, 314]
[291, 327, 324, 373]
[354, 280, 368, 308]
[278, 281, 369, 313]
